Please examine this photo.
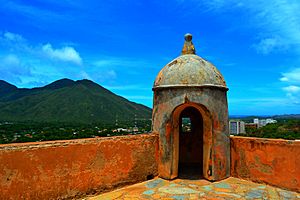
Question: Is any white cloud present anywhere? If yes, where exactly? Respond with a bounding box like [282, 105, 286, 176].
[2, 1, 68, 25]
[0, 31, 84, 87]
[0, 54, 32, 84]
[106, 70, 117, 79]
[80, 71, 92, 80]
[42, 43, 82, 65]
[254, 37, 288, 55]
[280, 68, 300, 104]
[0, 31, 29, 51]
[92, 70, 117, 83]
[201, 0, 242, 11]
[283, 85, 300, 93]
[285, 90, 300, 105]
[3, 32, 25, 42]
[1, 54, 31, 76]
[200, 0, 300, 54]
[280, 68, 300, 83]
[3, 54, 21, 66]
[280, 77, 288, 82]
[1, 32, 83, 65]
[94, 57, 149, 68]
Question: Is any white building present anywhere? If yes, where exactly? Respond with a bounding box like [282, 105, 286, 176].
[253, 118, 277, 128]
[266, 118, 277, 124]
[229, 120, 245, 135]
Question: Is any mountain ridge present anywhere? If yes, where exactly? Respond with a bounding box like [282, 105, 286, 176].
[0, 79, 152, 124]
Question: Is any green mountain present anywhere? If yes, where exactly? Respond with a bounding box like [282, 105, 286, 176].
[0, 80, 18, 96]
[0, 79, 152, 124]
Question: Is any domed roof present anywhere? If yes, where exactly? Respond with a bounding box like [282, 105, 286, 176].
[153, 34, 227, 90]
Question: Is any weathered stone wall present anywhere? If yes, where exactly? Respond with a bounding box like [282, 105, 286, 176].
[0, 133, 159, 200]
[153, 87, 230, 180]
[231, 136, 300, 192]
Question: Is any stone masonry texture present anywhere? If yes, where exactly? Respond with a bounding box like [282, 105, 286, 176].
[0, 134, 299, 199]
[0, 133, 158, 200]
[231, 136, 300, 192]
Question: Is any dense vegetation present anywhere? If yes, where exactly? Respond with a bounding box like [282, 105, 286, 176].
[243, 119, 300, 140]
[0, 120, 152, 144]
[0, 78, 153, 144]
[0, 79, 152, 123]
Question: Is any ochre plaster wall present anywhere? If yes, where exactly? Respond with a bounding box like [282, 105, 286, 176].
[0, 133, 159, 200]
[231, 136, 300, 192]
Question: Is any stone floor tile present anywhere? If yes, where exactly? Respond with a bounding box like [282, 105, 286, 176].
[84, 177, 300, 200]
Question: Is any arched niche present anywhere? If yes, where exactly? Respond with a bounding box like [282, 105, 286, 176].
[160, 102, 213, 180]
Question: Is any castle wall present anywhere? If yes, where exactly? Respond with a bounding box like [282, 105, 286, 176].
[231, 136, 300, 192]
[0, 133, 158, 200]
[1, 131, 299, 199]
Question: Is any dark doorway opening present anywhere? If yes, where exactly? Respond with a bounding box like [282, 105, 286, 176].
[178, 106, 203, 179]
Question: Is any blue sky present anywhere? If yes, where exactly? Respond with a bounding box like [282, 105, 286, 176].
[0, 0, 300, 115]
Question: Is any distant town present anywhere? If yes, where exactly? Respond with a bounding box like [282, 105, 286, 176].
[229, 118, 277, 135]
[229, 116, 299, 140]
[0, 119, 152, 144]
[1, 115, 299, 144]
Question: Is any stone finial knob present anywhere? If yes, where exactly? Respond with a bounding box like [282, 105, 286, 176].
[184, 33, 193, 42]
[181, 33, 196, 55]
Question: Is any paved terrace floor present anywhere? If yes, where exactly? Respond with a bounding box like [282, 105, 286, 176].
[83, 177, 300, 200]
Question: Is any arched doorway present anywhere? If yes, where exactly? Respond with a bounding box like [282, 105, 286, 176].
[167, 102, 213, 180]
[178, 106, 203, 179]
